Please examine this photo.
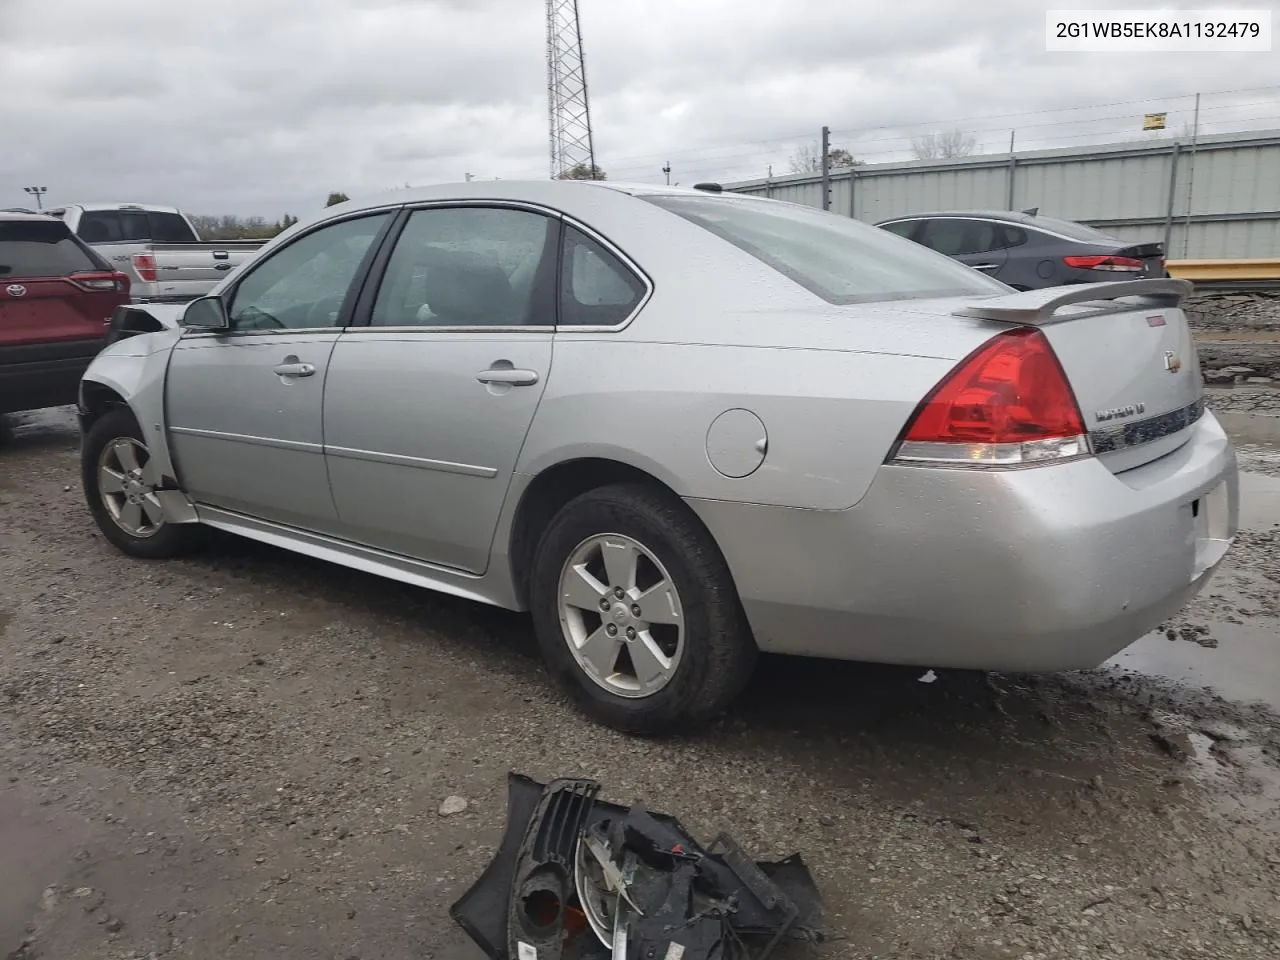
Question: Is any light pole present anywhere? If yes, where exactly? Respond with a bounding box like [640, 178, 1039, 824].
[662, 162, 671, 185]
[23, 186, 47, 210]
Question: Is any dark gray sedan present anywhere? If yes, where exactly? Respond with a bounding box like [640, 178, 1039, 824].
[875, 209, 1167, 290]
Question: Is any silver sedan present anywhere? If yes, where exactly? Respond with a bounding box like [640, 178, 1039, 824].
[78, 181, 1238, 733]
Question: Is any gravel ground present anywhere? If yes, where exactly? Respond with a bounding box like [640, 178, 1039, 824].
[1205, 387, 1280, 419]
[2, 410, 1279, 960]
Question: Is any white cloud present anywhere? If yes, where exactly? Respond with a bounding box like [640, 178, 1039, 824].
[2, 0, 1276, 216]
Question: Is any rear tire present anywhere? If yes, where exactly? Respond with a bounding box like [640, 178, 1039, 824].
[82, 407, 204, 559]
[529, 482, 757, 735]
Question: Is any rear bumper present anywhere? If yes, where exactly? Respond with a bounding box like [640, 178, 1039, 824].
[0, 341, 103, 414]
[688, 411, 1238, 672]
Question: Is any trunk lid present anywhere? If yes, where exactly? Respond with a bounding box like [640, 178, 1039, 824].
[1116, 241, 1167, 279]
[0, 276, 126, 347]
[1, 217, 127, 346]
[954, 279, 1202, 473]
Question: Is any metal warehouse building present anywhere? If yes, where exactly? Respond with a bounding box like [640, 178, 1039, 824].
[724, 129, 1280, 261]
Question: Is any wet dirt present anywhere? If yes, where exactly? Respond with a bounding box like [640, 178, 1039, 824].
[2, 408, 1279, 960]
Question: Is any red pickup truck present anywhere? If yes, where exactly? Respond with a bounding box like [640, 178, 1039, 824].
[0, 212, 130, 416]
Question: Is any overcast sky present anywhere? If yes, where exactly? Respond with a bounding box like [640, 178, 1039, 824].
[2, 0, 1278, 219]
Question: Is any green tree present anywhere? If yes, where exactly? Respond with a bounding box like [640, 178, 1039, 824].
[556, 163, 606, 181]
[325, 192, 350, 207]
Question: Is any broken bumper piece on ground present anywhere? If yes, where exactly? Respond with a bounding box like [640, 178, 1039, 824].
[451, 773, 827, 960]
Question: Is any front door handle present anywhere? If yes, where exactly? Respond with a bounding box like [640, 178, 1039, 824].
[476, 368, 539, 386]
[273, 360, 316, 378]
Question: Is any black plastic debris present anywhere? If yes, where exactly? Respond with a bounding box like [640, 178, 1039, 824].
[451, 773, 826, 960]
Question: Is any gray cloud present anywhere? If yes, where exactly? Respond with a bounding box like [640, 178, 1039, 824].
[2, 0, 1277, 218]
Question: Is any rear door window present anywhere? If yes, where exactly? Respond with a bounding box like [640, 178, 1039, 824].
[0, 219, 101, 278]
[878, 220, 919, 240]
[919, 219, 980, 255]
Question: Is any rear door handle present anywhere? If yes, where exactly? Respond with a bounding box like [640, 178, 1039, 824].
[273, 361, 316, 378]
[971, 263, 1001, 272]
[476, 368, 539, 386]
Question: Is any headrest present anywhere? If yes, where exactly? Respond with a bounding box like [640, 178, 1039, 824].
[418, 247, 516, 324]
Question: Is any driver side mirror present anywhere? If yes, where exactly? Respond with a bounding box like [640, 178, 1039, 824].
[181, 295, 230, 331]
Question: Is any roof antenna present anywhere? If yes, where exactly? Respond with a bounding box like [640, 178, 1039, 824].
[693, 182, 723, 193]
[1021, 206, 1039, 216]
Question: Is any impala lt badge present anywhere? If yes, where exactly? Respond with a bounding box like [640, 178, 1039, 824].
[5, 284, 27, 297]
[1095, 402, 1146, 423]
[1163, 350, 1182, 373]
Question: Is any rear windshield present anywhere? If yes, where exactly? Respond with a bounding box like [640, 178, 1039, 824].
[150, 212, 197, 243]
[1029, 215, 1119, 243]
[0, 219, 101, 278]
[643, 195, 1007, 304]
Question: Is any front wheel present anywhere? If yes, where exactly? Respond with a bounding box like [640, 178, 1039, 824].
[82, 407, 204, 559]
[529, 483, 757, 734]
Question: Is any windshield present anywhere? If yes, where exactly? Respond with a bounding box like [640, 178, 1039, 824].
[643, 195, 1007, 304]
[1029, 214, 1120, 243]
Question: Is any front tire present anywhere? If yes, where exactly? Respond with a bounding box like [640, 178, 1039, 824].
[82, 407, 203, 559]
[529, 482, 757, 734]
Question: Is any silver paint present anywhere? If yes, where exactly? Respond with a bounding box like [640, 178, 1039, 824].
[78, 180, 1240, 676]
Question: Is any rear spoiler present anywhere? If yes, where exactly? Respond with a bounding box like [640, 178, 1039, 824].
[952, 278, 1193, 326]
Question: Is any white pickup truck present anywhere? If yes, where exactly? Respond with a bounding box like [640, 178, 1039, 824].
[45, 203, 265, 303]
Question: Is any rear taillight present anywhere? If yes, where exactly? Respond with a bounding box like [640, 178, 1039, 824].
[69, 271, 130, 293]
[132, 253, 157, 282]
[1063, 255, 1144, 272]
[891, 328, 1090, 468]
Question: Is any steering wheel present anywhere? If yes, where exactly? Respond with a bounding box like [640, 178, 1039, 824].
[234, 305, 285, 330]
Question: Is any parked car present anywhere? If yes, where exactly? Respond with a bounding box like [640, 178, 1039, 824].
[1, 212, 130, 415]
[78, 182, 1236, 734]
[45, 203, 265, 303]
[875, 209, 1167, 290]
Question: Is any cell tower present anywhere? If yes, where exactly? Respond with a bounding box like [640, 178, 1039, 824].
[546, 0, 596, 179]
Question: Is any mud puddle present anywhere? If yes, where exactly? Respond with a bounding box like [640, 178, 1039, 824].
[1217, 410, 1280, 477]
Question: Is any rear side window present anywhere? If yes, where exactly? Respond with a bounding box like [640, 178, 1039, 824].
[919, 219, 1003, 255]
[645, 197, 1004, 304]
[559, 226, 646, 326]
[150, 212, 197, 243]
[77, 211, 151, 243]
[1001, 226, 1028, 247]
[0, 219, 101, 278]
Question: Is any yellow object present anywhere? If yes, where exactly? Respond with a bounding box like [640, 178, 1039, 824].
[1164, 259, 1280, 282]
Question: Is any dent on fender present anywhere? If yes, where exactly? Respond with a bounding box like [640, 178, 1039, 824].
[82, 331, 191, 518]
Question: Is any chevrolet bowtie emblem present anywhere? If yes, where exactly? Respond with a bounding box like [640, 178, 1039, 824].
[1163, 350, 1181, 373]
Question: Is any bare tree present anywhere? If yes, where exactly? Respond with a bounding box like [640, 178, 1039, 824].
[789, 143, 862, 173]
[911, 129, 977, 160]
[557, 163, 606, 180]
